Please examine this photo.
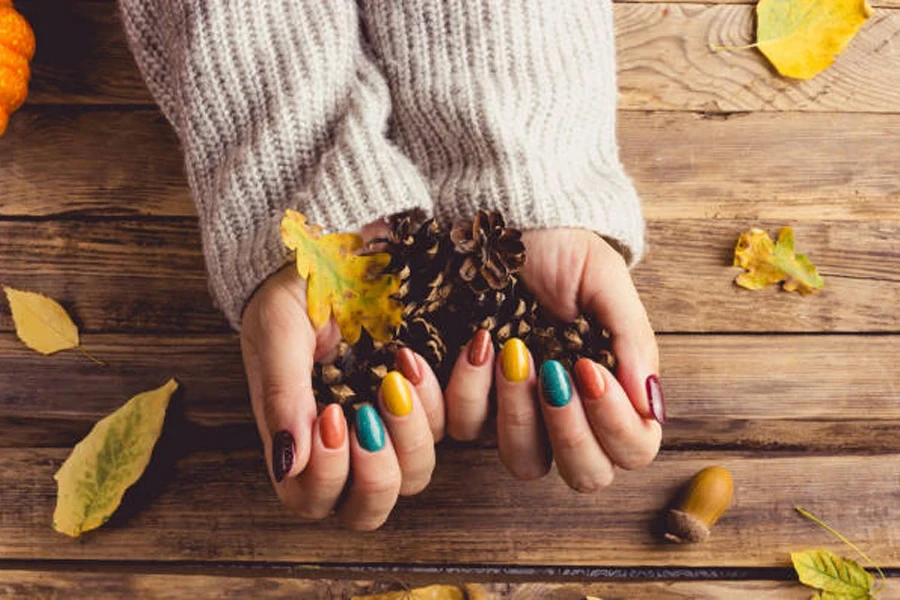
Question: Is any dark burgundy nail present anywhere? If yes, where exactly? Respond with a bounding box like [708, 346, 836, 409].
[272, 430, 294, 482]
[646, 375, 666, 424]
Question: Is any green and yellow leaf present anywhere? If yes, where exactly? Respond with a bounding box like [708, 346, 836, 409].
[791, 549, 875, 598]
[757, 0, 872, 80]
[52, 379, 178, 537]
[352, 585, 466, 600]
[733, 227, 824, 294]
[280, 210, 402, 344]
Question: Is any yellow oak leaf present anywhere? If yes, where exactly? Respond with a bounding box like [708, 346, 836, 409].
[52, 379, 178, 537]
[352, 585, 466, 600]
[791, 549, 875, 598]
[280, 210, 402, 344]
[757, 0, 872, 80]
[733, 227, 824, 295]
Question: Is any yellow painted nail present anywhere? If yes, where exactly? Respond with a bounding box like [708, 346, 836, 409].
[382, 371, 412, 417]
[501, 338, 530, 382]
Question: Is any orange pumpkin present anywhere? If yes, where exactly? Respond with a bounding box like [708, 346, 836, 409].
[0, 0, 35, 136]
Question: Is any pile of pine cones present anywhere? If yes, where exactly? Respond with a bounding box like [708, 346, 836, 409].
[312, 210, 615, 407]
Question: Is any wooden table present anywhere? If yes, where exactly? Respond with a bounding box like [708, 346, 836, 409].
[2, 1, 899, 598]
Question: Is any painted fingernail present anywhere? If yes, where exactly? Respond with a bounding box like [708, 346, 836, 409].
[272, 430, 294, 483]
[647, 374, 666, 424]
[395, 348, 422, 385]
[540, 360, 572, 407]
[382, 370, 413, 417]
[320, 404, 346, 450]
[574, 358, 606, 400]
[468, 329, 492, 366]
[355, 403, 386, 452]
[500, 338, 529, 382]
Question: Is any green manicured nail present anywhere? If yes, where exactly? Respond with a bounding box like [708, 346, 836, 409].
[355, 403, 385, 452]
[540, 360, 572, 407]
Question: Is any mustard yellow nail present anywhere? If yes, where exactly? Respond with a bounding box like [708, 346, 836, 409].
[501, 338, 530, 382]
[382, 371, 412, 417]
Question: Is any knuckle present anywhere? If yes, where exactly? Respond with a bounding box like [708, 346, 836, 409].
[354, 470, 402, 498]
[502, 452, 551, 481]
[345, 515, 388, 532]
[291, 504, 330, 521]
[399, 472, 433, 496]
[552, 427, 592, 455]
[602, 416, 634, 441]
[502, 407, 538, 432]
[568, 469, 614, 493]
[617, 442, 661, 471]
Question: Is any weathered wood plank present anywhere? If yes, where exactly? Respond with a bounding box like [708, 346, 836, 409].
[1, 448, 898, 566]
[17, 1, 900, 110]
[0, 219, 896, 334]
[0, 573, 866, 600]
[3, 111, 898, 220]
[1, 335, 898, 453]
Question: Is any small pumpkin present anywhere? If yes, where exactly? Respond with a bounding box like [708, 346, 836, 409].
[0, 0, 35, 136]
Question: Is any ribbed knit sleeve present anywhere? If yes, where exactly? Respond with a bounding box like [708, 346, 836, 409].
[119, 0, 433, 328]
[360, 0, 645, 265]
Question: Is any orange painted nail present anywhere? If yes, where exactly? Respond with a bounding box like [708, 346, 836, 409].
[574, 358, 606, 400]
[396, 348, 422, 385]
[468, 329, 492, 366]
[320, 404, 346, 450]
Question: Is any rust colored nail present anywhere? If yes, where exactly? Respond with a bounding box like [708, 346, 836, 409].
[574, 358, 606, 399]
[647, 374, 666, 425]
[468, 329, 492, 366]
[320, 404, 346, 450]
[272, 430, 294, 483]
[396, 347, 422, 385]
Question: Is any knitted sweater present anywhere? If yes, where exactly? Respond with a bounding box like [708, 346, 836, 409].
[120, 0, 645, 329]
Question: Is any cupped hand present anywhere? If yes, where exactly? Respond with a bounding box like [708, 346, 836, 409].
[444, 228, 663, 491]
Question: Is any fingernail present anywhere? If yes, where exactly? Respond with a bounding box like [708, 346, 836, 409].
[646, 374, 666, 424]
[355, 403, 386, 452]
[500, 338, 529, 382]
[540, 360, 572, 407]
[272, 430, 294, 483]
[468, 329, 492, 366]
[574, 358, 606, 399]
[382, 370, 413, 417]
[395, 348, 422, 385]
[320, 404, 346, 450]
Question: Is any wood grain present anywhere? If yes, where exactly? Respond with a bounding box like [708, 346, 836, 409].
[5, 573, 882, 600]
[0, 219, 896, 334]
[17, 1, 900, 111]
[1, 448, 898, 567]
[3, 110, 898, 220]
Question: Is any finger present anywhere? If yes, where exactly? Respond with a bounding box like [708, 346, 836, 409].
[241, 278, 319, 484]
[338, 404, 403, 531]
[395, 348, 445, 442]
[378, 371, 436, 496]
[446, 329, 495, 441]
[278, 404, 350, 519]
[579, 242, 665, 424]
[495, 338, 551, 480]
[574, 358, 662, 470]
[537, 360, 615, 493]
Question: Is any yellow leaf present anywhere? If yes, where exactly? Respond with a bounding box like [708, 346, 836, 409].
[52, 379, 178, 537]
[756, 0, 872, 80]
[352, 585, 466, 600]
[3, 286, 79, 354]
[733, 227, 824, 294]
[791, 549, 874, 598]
[280, 210, 402, 344]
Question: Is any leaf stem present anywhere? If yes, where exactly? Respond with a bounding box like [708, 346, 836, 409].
[795, 507, 886, 592]
[77, 345, 107, 367]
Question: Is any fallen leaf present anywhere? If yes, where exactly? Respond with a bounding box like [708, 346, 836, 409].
[281, 210, 402, 344]
[53, 379, 178, 537]
[733, 227, 824, 294]
[352, 584, 466, 600]
[791, 549, 874, 598]
[757, 0, 872, 79]
[3, 286, 104, 364]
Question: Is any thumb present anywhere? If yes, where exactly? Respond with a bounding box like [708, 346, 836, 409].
[241, 269, 321, 484]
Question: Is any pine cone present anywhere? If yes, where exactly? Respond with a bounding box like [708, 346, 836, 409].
[450, 210, 525, 294]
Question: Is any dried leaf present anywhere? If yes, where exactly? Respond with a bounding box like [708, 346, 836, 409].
[733, 227, 824, 294]
[791, 549, 874, 598]
[52, 379, 178, 537]
[352, 584, 466, 600]
[3, 286, 79, 354]
[281, 210, 402, 344]
[757, 0, 872, 80]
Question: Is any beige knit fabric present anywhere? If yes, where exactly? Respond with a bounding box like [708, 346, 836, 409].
[120, 0, 645, 329]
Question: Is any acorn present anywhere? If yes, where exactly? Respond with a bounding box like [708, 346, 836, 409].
[665, 466, 734, 543]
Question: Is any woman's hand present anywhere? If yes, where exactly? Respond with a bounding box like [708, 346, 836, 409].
[444, 228, 663, 491]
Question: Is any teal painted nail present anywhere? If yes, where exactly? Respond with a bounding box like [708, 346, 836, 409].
[540, 360, 572, 407]
[355, 404, 386, 452]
